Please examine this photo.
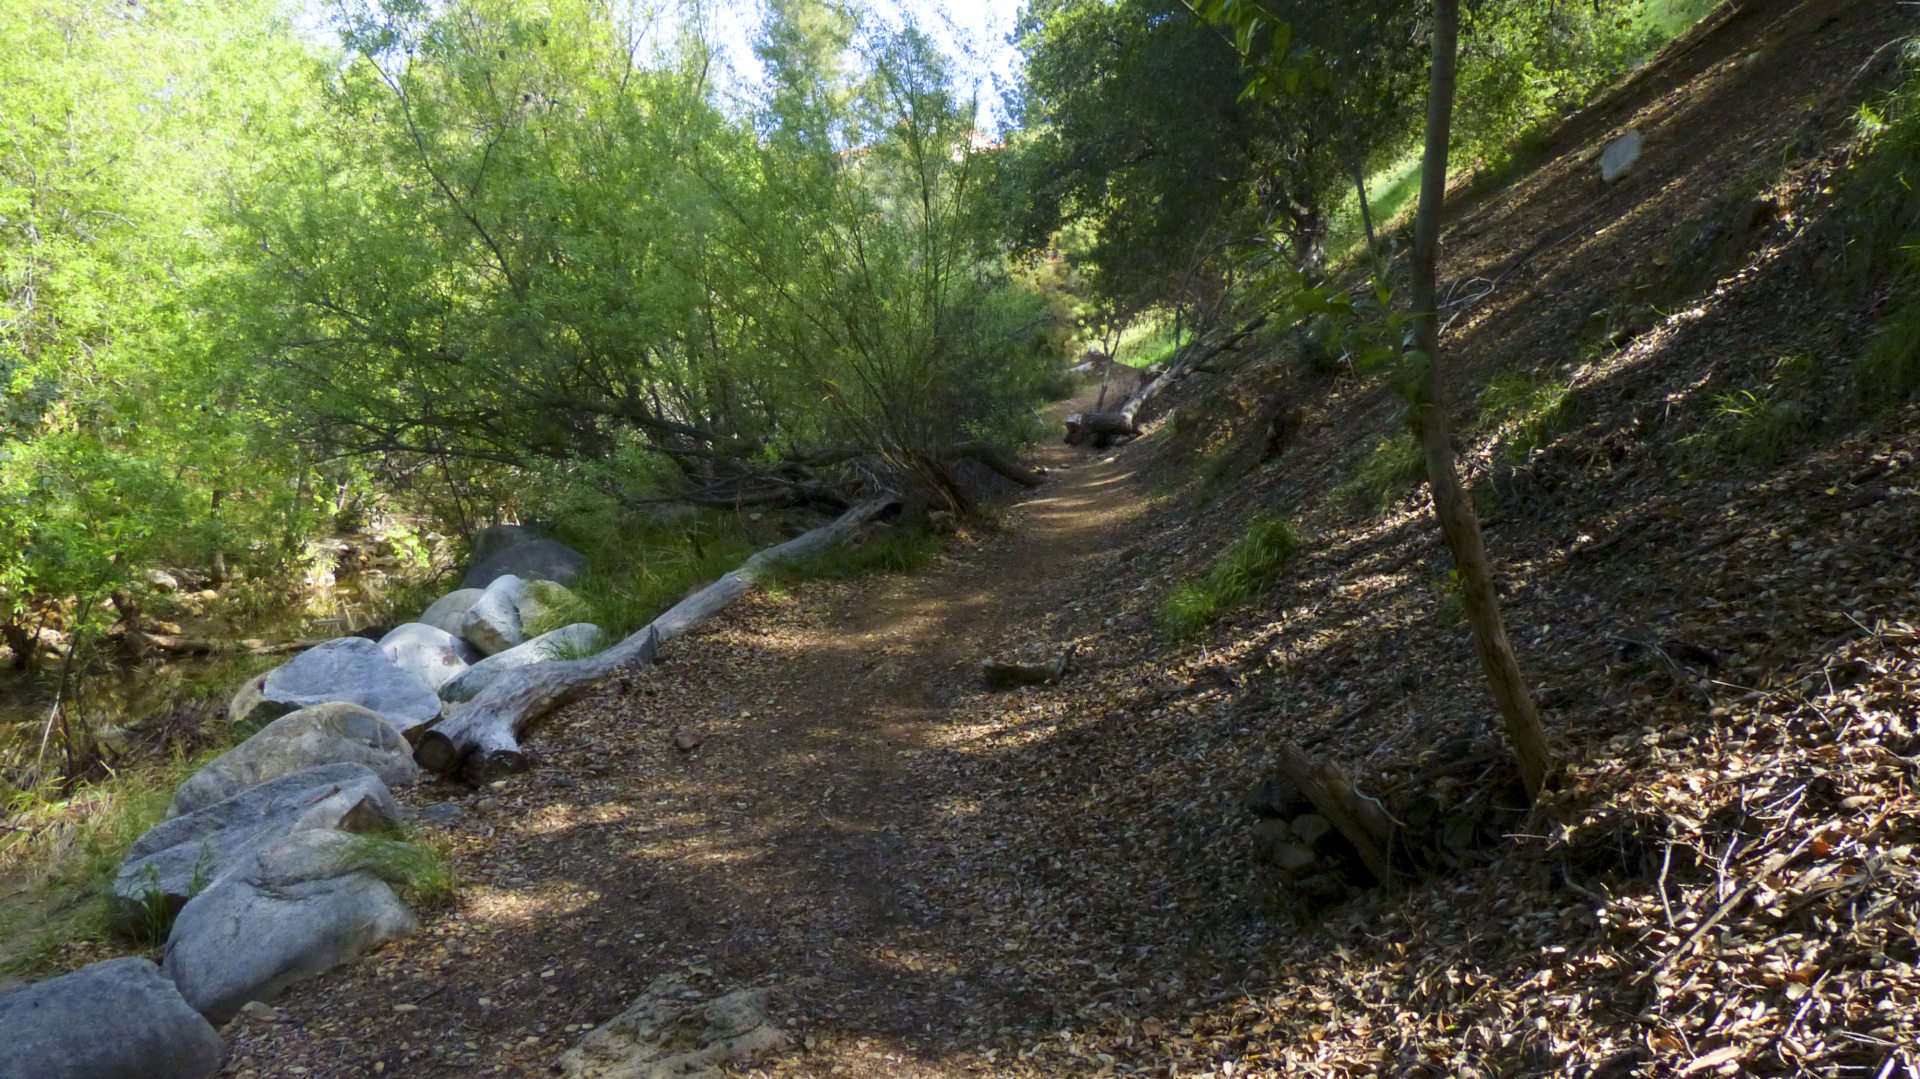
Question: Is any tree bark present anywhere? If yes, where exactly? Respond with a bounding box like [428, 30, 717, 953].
[1408, 0, 1552, 801]
[1062, 411, 1140, 448]
[1351, 158, 1377, 254]
[1271, 740, 1393, 886]
[415, 498, 899, 783]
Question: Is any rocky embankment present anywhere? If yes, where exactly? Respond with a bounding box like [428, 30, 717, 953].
[0, 528, 604, 1079]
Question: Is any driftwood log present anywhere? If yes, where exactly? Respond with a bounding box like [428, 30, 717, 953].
[980, 656, 1067, 690]
[414, 498, 898, 784]
[1062, 411, 1140, 448]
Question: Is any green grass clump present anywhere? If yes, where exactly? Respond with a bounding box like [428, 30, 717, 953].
[1681, 388, 1812, 466]
[1114, 314, 1192, 370]
[546, 515, 759, 638]
[1849, 49, 1920, 402]
[0, 745, 225, 971]
[1158, 517, 1299, 636]
[772, 527, 944, 584]
[344, 832, 459, 910]
[1479, 370, 1572, 463]
[1337, 433, 1427, 515]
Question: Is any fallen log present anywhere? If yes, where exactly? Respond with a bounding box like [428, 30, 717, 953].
[950, 441, 1044, 488]
[414, 498, 899, 783]
[980, 656, 1067, 690]
[1063, 314, 1271, 447]
[1062, 412, 1140, 448]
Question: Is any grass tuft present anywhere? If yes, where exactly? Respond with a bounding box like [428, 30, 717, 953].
[1337, 433, 1427, 515]
[345, 832, 459, 910]
[1158, 517, 1299, 636]
[1479, 370, 1573, 463]
[1681, 388, 1812, 465]
[771, 527, 944, 584]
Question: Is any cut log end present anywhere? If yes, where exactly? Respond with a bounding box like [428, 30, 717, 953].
[412, 729, 459, 777]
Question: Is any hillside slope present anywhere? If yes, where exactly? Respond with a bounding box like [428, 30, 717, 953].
[189, 3, 1920, 1077]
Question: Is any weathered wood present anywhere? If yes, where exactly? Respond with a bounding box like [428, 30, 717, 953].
[980, 656, 1067, 690]
[414, 498, 899, 783]
[950, 441, 1044, 488]
[1063, 314, 1270, 447]
[1270, 740, 1394, 886]
[1062, 412, 1140, 448]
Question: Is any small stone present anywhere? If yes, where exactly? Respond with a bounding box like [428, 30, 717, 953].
[1599, 129, 1642, 183]
[421, 802, 464, 822]
[240, 1001, 278, 1022]
[1290, 813, 1334, 847]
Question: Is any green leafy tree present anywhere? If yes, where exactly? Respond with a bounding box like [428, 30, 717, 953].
[1, 0, 318, 684]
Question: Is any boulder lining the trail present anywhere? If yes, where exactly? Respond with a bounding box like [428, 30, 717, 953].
[169, 702, 419, 818]
[162, 829, 420, 1024]
[0, 957, 225, 1079]
[114, 763, 402, 933]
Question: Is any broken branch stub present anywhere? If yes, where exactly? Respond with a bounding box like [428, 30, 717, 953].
[1270, 740, 1394, 886]
[414, 499, 898, 784]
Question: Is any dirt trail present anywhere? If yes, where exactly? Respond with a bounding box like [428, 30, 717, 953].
[219, 399, 1158, 1078]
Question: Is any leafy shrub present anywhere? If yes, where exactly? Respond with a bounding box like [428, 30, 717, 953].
[1158, 517, 1299, 636]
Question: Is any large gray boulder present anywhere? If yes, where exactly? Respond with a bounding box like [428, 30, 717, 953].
[249, 637, 442, 732]
[470, 523, 542, 564]
[419, 588, 484, 636]
[459, 574, 527, 656]
[439, 623, 605, 704]
[463, 536, 587, 589]
[0, 957, 224, 1079]
[163, 830, 420, 1025]
[227, 671, 272, 725]
[114, 763, 401, 933]
[378, 622, 477, 693]
[169, 703, 420, 819]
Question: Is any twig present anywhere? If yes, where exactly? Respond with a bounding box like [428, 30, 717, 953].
[1637, 830, 1823, 985]
[1658, 841, 1677, 928]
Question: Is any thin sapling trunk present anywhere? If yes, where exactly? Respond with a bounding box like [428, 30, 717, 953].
[1406, 0, 1553, 801]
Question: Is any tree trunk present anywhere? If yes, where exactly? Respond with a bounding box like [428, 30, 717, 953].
[415, 498, 898, 783]
[949, 441, 1044, 488]
[1351, 158, 1377, 254]
[3, 620, 36, 672]
[1062, 411, 1140, 448]
[1408, 0, 1552, 801]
